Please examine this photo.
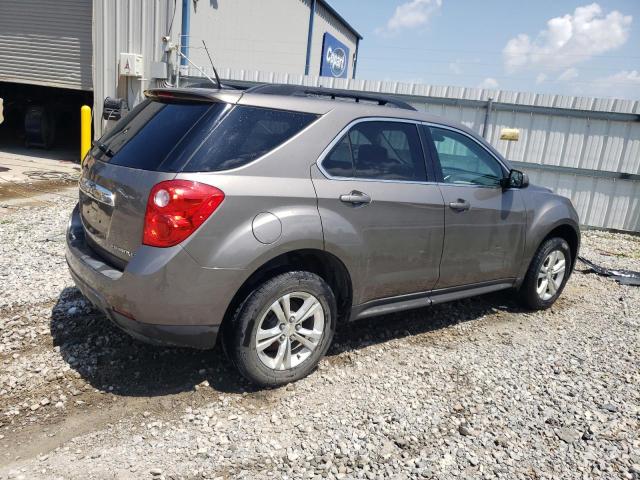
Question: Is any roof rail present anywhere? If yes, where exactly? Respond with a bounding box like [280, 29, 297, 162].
[245, 84, 417, 111]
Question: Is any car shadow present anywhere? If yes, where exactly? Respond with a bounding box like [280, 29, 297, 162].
[50, 286, 523, 396]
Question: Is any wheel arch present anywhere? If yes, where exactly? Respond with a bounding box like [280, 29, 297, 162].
[541, 223, 580, 269]
[516, 219, 580, 289]
[220, 248, 354, 337]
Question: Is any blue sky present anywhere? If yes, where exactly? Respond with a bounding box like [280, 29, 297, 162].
[331, 0, 640, 99]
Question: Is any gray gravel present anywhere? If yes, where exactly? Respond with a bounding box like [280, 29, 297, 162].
[0, 189, 639, 480]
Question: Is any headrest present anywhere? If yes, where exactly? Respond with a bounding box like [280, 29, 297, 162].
[357, 144, 388, 164]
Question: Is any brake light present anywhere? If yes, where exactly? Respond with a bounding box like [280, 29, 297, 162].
[143, 180, 224, 248]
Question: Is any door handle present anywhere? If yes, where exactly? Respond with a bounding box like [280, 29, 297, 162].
[449, 199, 470, 211]
[339, 191, 371, 205]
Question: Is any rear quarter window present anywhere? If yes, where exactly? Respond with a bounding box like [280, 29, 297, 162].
[183, 106, 318, 172]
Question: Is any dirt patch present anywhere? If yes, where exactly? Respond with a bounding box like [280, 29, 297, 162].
[0, 179, 77, 202]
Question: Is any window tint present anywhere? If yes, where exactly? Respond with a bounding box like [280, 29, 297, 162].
[92, 100, 215, 171]
[323, 121, 426, 181]
[429, 127, 504, 187]
[184, 106, 318, 172]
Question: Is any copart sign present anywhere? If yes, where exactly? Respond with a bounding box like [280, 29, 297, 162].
[320, 33, 349, 79]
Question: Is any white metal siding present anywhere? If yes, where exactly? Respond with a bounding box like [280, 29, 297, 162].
[92, 0, 360, 136]
[186, 0, 310, 76]
[93, 0, 173, 136]
[0, 0, 92, 90]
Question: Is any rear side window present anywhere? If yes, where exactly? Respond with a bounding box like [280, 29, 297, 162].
[322, 121, 427, 182]
[92, 99, 216, 171]
[183, 106, 318, 172]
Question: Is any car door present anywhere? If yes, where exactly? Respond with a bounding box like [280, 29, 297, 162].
[311, 119, 445, 305]
[424, 125, 526, 289]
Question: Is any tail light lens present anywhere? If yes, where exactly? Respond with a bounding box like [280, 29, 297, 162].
[143, 180, 224, 248]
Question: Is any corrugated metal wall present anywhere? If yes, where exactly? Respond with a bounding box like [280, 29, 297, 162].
[219, 69, 640, 232]
[91, 0, 359, 137]
[0, 0, 92, 90]
[418, 94, 639, 233]
[92, 0, 175, 136]
[184, 0, 310, 77]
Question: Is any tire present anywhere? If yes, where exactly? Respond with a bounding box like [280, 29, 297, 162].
[519, 237, 572, 310]
[224, 271, 336, 387]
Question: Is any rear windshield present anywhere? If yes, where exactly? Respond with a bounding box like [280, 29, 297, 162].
[92, 100, 317, 172]
[182, 105, 318, 172]
[92, 99, 221, 171]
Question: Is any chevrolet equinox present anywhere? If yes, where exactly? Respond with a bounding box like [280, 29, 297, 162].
[66, 84, 580, 387]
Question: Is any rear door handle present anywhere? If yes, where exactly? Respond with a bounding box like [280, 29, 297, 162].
[340, 191, 371, 205]
[449, 199, 470, 211]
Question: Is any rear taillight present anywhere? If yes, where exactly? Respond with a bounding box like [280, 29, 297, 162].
[143, 180, 224, 248]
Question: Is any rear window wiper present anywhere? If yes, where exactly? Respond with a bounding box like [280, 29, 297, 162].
[94, 142, 114, 158]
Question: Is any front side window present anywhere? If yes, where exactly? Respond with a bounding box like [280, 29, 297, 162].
[323, 121, 427, 182]
[184, 106, 318, 172]
[429, 127, 504, 187]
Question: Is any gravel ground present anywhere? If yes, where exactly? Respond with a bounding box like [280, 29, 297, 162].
[0, 187, 638, 480]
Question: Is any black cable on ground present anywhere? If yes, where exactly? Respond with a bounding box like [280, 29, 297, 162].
[578, 256, 640, 286]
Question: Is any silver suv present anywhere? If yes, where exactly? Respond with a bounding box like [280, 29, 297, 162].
[66, 85, 580, 386]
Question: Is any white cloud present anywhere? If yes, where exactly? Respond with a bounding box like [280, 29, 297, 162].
[378, 0, 442, 35]
[596, 70, 640, 86]
[574, 70, 640, 99]
[503, 3, 632, 73]
[558, 68, 579, 81]
[536, 73, 547, 84]
[610, 70, 640, 83]
[478, 77, 499, 89]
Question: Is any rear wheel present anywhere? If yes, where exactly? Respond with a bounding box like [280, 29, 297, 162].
[225, 271, 336, 387]
[519, 237, 572, 310]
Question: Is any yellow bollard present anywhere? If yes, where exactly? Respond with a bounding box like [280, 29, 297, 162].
[80, 105, 92, 163]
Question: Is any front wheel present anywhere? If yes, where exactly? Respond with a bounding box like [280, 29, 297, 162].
[225, 271, 336, 387]
[519, 237, 572, 310]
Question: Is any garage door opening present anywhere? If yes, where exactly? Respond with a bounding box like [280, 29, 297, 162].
[0, 81, 93, 162]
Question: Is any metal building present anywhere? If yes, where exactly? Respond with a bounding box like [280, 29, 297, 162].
[0, 0, 361, 141]
[183, 0, 361, 79]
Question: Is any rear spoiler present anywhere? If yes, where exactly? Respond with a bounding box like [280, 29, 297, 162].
[144, 88, 240, 103]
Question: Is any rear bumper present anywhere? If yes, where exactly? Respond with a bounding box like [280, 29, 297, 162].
[65, 204, 246, 349]
[68, 267, 219, 349]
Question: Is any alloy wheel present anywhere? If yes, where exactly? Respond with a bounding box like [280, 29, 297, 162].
[255, 292, 325, 370]
[536, 250, 566, 301]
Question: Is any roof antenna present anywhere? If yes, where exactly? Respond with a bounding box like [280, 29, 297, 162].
[176, 49, 217, 87]
[202, 40, 221, 89]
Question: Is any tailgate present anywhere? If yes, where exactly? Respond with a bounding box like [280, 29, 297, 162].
[78, 96, 227, 267]
[79, 155, 175, 267]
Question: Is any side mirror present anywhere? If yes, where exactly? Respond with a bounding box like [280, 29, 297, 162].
[501, 169, 529, 189]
